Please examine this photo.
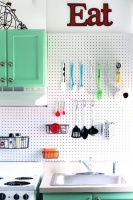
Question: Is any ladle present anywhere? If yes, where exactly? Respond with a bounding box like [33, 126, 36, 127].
[55, 101, 60, 117]
[80, 102, 89, 139]
[88, 103, 98, 136]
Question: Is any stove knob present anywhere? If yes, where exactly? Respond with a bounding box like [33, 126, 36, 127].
[14, 194, 19, 200]
[23, 194, 29, 200]
[0, 193, 6, 200]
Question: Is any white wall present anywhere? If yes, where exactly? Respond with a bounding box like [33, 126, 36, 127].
[2, 0, 46, 29]
[46, 0, 133, 33]
[1, 0, 132, 32]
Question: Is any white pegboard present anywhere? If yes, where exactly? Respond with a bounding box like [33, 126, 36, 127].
[0, 33, 133, 162]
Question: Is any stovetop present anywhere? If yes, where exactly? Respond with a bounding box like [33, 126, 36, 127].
[0, 162, 42, 191]
[0, 175, 40, 191]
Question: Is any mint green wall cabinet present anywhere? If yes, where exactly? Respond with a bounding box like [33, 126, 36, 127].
[43, 193, 133, 200]
[0, 30, 7, 87]
[93, 192, 133, 200]
[0, 30, 47, 87]
[43, 193, 92, 200]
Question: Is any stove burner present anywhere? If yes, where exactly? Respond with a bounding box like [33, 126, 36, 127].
[15, 177, 33, 180]
[4, 181, 30, 186]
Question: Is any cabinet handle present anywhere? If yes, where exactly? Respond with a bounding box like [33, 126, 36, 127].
[0, 78, 5, 82]
[0, 62, 5, 66]
[8, 62, 12, 66]
[95, 197, 100, 200]
[8, 78, 13, 82]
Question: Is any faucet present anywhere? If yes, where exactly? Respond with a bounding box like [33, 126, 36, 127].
[78, 159, 105, 175]
[79, 158, 92, 172]
[113, 161, 118, 174]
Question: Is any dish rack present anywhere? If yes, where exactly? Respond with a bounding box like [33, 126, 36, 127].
[46, 124, 69, 134]
[0, 136, 29, 149]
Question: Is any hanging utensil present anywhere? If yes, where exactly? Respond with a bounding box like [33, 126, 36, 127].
[116, 62, 121, 83]
[79, 63, 84, 92]
[96, 63, 103, 100]
[89, 60, 93, 94]
[80, 102, 89, 139]
[61, 63, 67, 91]
[106, 60, 110, 97]
[61, 100, 65, 115]
[70, 63, 77, 91]
[71, 102, 81, 138]
[55, 101, 60, 117]
[88, 103, 98, 136]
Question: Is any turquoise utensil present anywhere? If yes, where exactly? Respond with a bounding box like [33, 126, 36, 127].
[70, 63, 77, 91]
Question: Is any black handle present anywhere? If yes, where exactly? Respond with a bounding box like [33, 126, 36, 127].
[63, 63, 65, 82]
[14, 194, 19, 200]
[23, 194, 29, 200]
[0, 193, 6, 200]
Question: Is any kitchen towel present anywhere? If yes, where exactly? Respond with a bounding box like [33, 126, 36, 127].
[114, 88, 133, 105]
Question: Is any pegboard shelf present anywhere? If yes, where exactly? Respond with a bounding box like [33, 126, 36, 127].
[72, 100, 96, 103]
[0, 136, 29, 149]
[46, 124, 69, 134]
[42, 151, 59, 159]
[42, 148, 59, 159]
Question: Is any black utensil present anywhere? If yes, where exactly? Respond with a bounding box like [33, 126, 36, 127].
[61, 63, 67, 91]
[71, 102, 81, 138]
[80, 102, 89, 139]
[88, 103, 98, 135]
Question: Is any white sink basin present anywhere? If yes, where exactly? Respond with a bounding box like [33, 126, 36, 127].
[50, 173, 126, 186]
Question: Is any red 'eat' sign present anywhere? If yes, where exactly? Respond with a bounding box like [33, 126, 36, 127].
[67, 3, 113, 26]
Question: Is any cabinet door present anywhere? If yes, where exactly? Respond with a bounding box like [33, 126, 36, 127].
[7, 30, 46, 87]
[93, 192, 133, 200]
[43, 193, 92, 200]
[0, 30, 7, 86]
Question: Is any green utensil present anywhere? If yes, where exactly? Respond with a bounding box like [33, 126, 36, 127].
[96, 64, 103, 100]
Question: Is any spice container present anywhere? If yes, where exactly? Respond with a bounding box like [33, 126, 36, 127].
[0, 138, 8, 148]
[8, 133, 14, 148]
[15, 133, 21, 148]
[0, 140, 5, 148]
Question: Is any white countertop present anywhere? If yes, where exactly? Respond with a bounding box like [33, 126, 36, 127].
[39, 161, 133, 193]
